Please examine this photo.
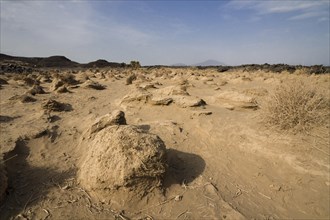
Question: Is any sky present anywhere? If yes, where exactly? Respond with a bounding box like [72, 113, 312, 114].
[0, 0, 329, 66]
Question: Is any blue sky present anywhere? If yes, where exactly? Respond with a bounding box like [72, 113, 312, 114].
[1, 0, 329, 65]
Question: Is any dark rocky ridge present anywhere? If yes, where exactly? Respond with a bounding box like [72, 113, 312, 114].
[0, 54, 127, 72]
[1, 53, 329, 74]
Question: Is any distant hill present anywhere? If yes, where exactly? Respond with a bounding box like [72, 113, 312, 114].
[193, 59, 226, 66]
[0, 53, 126, 68]
[82, 59, 126, 68]
[0, 53, 79, 68]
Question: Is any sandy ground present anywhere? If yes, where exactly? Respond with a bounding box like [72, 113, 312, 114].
[0, 67, 329, 219]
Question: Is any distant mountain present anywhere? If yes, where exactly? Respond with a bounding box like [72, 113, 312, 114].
[193, 59, 226, 66]
[171, 63, 187, 67]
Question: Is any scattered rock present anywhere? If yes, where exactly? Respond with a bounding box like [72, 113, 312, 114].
[149, 96, 173, 106]
[174, 96, 206, 108]
[90, 110, 127, 134]
[121, 89, 151, 104]
[216, 90, 258, 109]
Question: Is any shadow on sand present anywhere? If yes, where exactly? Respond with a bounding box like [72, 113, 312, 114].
[0, 139, 76, 219]
[163, 148, 206, 188]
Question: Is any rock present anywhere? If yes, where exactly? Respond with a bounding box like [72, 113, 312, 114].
[149, 96, 173, 106]
[216, 90, 258, 109]
[174, 96, 206, 108]
[120, 88, 151, 104]
[155, 85, 190, 96]
[78, 124, 167, 197]
[90, 110, 127, 134]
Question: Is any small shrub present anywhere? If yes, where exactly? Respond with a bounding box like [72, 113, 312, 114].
[260, 80, 329, 133]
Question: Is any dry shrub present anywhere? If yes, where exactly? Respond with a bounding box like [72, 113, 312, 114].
[260, 80, 329, 132]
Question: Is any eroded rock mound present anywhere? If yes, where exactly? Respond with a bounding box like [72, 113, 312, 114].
[79, 111, 167, 198]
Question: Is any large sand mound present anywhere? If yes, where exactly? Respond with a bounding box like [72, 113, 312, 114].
[78, 112, 167, 198]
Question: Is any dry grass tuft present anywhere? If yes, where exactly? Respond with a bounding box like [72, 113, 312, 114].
[260, 79, 329, 133]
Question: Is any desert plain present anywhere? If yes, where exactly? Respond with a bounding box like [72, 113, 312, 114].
[0, 56, 329, 220]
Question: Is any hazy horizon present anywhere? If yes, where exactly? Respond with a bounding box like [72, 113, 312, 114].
[1, 0, 329, 66]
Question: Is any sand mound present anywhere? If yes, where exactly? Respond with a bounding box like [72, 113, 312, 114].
[21, 95, 37, 103]
[23, 76, 40, 86]
[51, 78, 64, 91]
[56, 85, 70, 94]
[27, 85, 46, 96]
[79, 112, 167, 198]
[81, 80, 106, 90]
[0, 78, 8, 85]
[42, 99, 72, 112]
[9, 94, 36, 103]
[39, 75, 52, 83]
[0, 160, 7, 203]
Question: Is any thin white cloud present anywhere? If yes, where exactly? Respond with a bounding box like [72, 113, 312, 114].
[227, 0, 329, 21]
